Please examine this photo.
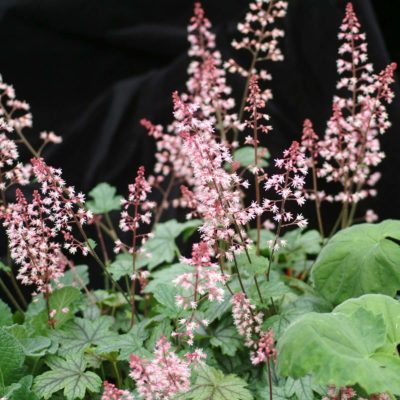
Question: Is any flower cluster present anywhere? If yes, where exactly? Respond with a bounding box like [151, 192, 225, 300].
[0, 124, 30, 193]
[231, 292, 276, 365]
[173, 241, 228, 345]
[2, 189, 66, 296]
[31, 158, 93, 255]
[263, 141, 308, 249]
[129, 336, 191, 400]
[244, 75, 272, 138]
[115, 166, 154, 256]
[244, 75, 272, 173]
[186, 3, 239, 133]
[0, 76, 32, 130]
[140, 119, 193, 190]
[225, 0, 288, 80]
[174, 241, 228, 309]
[251, 329, 277, 365]
[316, 3, 396, 206]
[173, 92, 261, 260]
[101, 381, 134, 400]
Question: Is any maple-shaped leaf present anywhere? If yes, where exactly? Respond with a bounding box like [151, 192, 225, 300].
[33, 355, 101, 400]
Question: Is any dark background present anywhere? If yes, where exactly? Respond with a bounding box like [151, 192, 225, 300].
[0, 0, 399, 220]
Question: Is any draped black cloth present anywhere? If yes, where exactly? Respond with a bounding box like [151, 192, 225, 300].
[0, 0, 399, 219]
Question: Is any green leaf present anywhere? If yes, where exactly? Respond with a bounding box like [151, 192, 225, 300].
[19, 336, 52, 357]
[284, 376, 314, 400]
[202, 296, 231, 324]
[139, 220, 201, 269]
[184, 365, 253, 400]
[233, 146, 269, 168]
[153, 283, 181, 317]
[334, 294, 400, 354]
[49, 287, 82, 327]
[59, 265, 89, 287]
[87, 182, 122, 214]
[277, 298, 400, 395]
[248, 275, 291, 307]
[94, 290, 127, 308]
[209, 318, 241, 356]
[263, 294, 332, 337]
[282, 229, 322, 255]
[249, 229, 275, 252]
[146, 319, 173, 350]
[95, 322, 150, 360]
[109, 253, 133, 281]
[8, 376, 39, 400]
[234, 250, 268, 275]
[51, 316, 118, 356]
[0, 299, 13, 326]
[33, 354, 101, 400]
[144, 263, 192, 294]
[311, 220, 400, 305]
[0, 328, 25, 386]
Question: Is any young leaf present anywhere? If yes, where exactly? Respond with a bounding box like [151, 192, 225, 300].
[277, 303, 400, 395]
[185, 365, 253, 400]
[51, 316, 118, 356]
[33, 355, 101, 400]
[87, 182, 122, 214]
[311, 220, 400, 305]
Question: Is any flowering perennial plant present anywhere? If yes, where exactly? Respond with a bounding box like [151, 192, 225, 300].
[0, 2, 399, 400]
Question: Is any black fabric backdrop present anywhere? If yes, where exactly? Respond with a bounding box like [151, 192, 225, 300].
[0, 0, 399, 226]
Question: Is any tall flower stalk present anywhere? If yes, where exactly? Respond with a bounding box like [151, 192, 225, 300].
[115, 166, 153, 327]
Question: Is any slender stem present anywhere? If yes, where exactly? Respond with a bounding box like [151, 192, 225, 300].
[310, 160, 325, 238]
[74, 217, 130, 304]
[0, 276, 23, 312]
[266, 172, 289, 280]
[44, 289, 55, 329]
[0, 170, 28, 308]
[8, 271, 28, 308]
[153, 172, 175, 226]
[252, 111, 262, 255]
[112, 361, 122, 388]
[267, 356, 273, 400]
[253, 274, 264, 304]
[94, 218, 110, 290]
[216, 242, 234, 295]
[233, 254, 248, 298]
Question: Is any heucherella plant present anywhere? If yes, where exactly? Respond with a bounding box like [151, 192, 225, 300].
[0, 1, 399, 400]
